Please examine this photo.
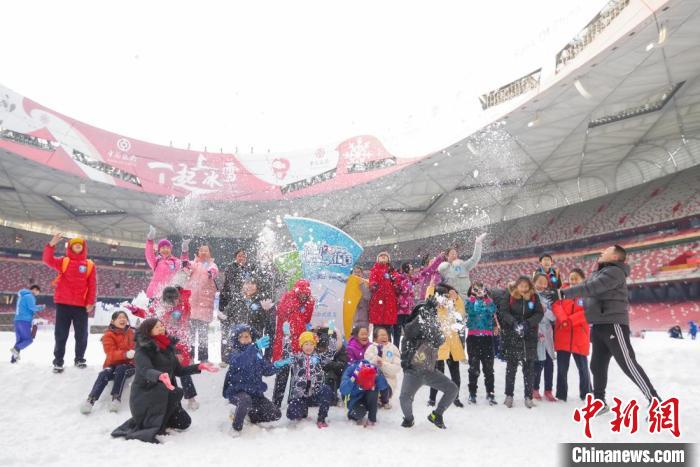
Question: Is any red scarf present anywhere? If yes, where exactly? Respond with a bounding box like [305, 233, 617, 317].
[153, 334, 171, 350]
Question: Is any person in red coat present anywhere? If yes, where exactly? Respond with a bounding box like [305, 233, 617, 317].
[43, 233, 97, 373]
[271, 279, 314, 407]
[368, 251, 401, 343]
[552, 268, 592, 402]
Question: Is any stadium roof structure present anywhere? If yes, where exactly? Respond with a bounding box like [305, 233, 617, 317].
[0, 0, 699, 246]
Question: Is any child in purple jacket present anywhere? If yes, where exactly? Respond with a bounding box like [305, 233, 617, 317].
[346, 325, 370, 363]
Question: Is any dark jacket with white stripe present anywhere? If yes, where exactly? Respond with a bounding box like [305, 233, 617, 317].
[561, 261, 630, 326]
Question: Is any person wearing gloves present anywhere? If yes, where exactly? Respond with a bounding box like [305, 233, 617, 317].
[80, 311, 136, 414]
[111, 318, 218, 444]
[438, 233, 487, 300]
[399, 297, 458, 430]
[275, 327, 338, 428]
[532, 273, 558, 402]
[340, 360, 389, 427]
[183, 243, 218, 363]
[144, 225, 188, 299]
[497, 276, 544, 409]
[222, 325, 282, 435]
[368, 251, 402, 343]
[271, 279, 315, 407]
[221, 278, 276, 362]
[465, 282, 499, 405]
[10, 285, 45, 363]
[43, 233, 97, 373]
[364, 327, 401, 408]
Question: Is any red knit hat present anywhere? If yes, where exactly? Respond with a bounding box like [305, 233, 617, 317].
[354, 364, 378, 390]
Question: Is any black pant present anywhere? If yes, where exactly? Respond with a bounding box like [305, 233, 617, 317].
[590, 323, 659, 403]
[160, 387, 191, 434]
[88, 364, 135, 400]
[348, 390, 380, 423]
[429, 356, 461, 402]
[380, 386, 392, 405]
[228, 392, 281, 431]
[504, 357, 534, 398]
[53, 304, 88, 366]
[533, 353, 554, 391]
[189, 319, 209, 362]
[286, 385, 333, 422]
[220, 320, 232, 363]
[180, 375, 197, 400]
[556, 351, 591, 401]
[467, 335, 495, 396]
[394, 315, 411, 346]
[273, 365, 290, 407]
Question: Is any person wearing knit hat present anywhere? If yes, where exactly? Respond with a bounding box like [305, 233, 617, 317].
[340, 360, 389, 426]
[144, 225, 188, 299]
[274, 324, 338, 428]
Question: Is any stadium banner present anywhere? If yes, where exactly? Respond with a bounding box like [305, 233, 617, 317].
[283, 216, 363, 339]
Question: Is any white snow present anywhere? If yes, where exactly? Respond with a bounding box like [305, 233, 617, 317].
[0, 329, 698, 467]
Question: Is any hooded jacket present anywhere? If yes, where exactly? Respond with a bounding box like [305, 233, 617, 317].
[281, 332, 338, 399]
[552, 296, 590, 356]
[43, 241, 96, 307]
[272, 280, 315, 361]
[184, 256, 219, 322]
[561, 261, 631, 326]
[368, 262, 400, 325]
[340, 361, 389, 413]
[14, 289, 43, 322]
[497, 290, 544, 361]
[102, 325, 136, 368]
[400, 299, 445, 371]
[222, 324, 279, 398]
[144, 239, 186, 299]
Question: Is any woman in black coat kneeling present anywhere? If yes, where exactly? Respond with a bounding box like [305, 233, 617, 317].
[112, 318, 218, 443]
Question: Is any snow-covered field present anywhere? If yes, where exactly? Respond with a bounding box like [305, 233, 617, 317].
[1, 329, 697, 467]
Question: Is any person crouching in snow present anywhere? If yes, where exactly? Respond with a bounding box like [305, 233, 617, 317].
[111, 318, 218, 443]
[271, 279, 315, 407]
[399, 297, 458, 429]
[497, 276, 544, 409]
[340, 360, 388, 427]
[346, 325, 371, 363]
[144, 225, 188, 300]
[80, 311, 136, 414]
[275, 327, 337, 428]
[364, 326, 401, 408]
[465, 282, 499, 406]
[223, 324, 282, 435]
[10, 285, 45, 363]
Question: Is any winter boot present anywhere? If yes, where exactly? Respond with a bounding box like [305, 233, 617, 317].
[544, 391, 558, 402]
[427, 411, 447, 429]
[504, 396, 514, 408]
[187, 398, 200, 411]
[53, 362, 64, 373]
[401, 417, 415, 428]
[487, 393, 498, 406]
[468, 394, 477, 405]
[75, 359, 87, 369]
[80, 398, 96, 414]
[109, 397, 121, 413]
[453, 398, 464, 408]
[532, 389, 542, 400]
[10, 347, 20, 363]
[524, 397, 536, 409]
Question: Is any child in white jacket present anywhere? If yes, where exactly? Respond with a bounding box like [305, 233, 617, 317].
[364, 327, 401, 408]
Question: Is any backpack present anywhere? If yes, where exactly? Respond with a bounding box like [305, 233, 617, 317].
[52, 257, 95, 287]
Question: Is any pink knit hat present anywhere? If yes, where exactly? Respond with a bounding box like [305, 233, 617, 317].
[157, 239, 173, 250]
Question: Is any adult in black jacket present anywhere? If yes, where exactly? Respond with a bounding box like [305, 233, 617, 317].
[399, 288, 458, 429]
[111, 318, 217, 443]
[222, 279, 276, 361]
[561, 245, 660, 410]
[497, 276, 543, 408]
[219, 249, 256, 312]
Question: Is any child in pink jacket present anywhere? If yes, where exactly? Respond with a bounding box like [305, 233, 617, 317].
[144, 226, 188, 299]
[184, 244, 219, 362]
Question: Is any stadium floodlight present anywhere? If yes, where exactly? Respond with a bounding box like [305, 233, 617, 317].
[645, 42, 655, 52]
[588, 81, 684, 128]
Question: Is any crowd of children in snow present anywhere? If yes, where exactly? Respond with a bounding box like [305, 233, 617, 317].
[8, 229, 670, 442]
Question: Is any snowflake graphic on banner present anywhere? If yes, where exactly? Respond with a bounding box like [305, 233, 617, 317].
[346, 138, 372, 166]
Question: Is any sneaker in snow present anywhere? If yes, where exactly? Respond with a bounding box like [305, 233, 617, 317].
[53, 363, 64, 373]
[524, 397, 535, 409]
[487, 394, 498, 406]
[426, 399, 436, 407]
[316, 420, 328, 429]
[544, 391, 558, 402]
[10, 347, 20, 363]
[595, 403, 610, 417]
[468, 394, 477, 405]
[382, 402, 392, 410]
[365, 420, 376, 428]
[453, 398, 464, 408]
[532, 389, 542, 400]
[504, 396, 514, 408]
[187, 398, 200, 411]
[75, 359, 87, 369]
[401, 417, 415, 428]
[427, 411, 447, 429]
[80, 399, 94, 414]
[109, 398, 121, 413]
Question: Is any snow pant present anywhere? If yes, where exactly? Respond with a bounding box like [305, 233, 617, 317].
[220, 319, 232, 363]
[228, 392, 281, 431]
[179, 374, 197, 400]
[53, 304, 88, 366]
[286, 384, 333, 422]
[429, 356, 461, 402]
[88, 364, 136, 400]
[160, 387, 192, 434]
[504, 357, 535, 398]
[13, 320, 33, 351]
[400, 368, 458, 420]
[590, 323, 660, 403]
[273, 365, 290, 407]
[380, 386, 393, 405]
[348, 390, 380, 423]
[533, 353, 554, 391]
[189, 319, 209, 362]
[555, 351, 591, 401]
[467, 335, 495, 396]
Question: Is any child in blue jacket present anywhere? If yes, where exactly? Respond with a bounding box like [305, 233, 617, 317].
[465, 282, 498, 405]
[223, 324, 282, 434]
[11, 285, 45, 363]
[340, 360, 388, 427]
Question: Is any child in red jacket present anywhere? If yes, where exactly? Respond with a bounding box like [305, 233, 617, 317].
[43, 233, 97, 373]
[368, 252, 401, 343]
[552, 268, 592, 401]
